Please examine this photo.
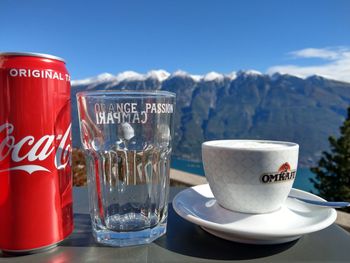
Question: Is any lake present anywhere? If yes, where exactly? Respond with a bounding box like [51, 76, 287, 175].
[171, 157, 317, 193]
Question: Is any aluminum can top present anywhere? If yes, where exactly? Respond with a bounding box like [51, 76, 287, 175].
[0, 52, 65, 63]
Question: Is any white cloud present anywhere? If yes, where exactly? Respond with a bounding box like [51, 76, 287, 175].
[289, 48, 342, 60]
[267, 47, 350, 83]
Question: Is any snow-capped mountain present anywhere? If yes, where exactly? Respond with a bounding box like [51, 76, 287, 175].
[71, 69, 267, 87]
[71, 70, 350, 166]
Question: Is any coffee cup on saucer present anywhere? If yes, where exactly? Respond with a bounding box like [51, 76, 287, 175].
[202, 140, 299, 214]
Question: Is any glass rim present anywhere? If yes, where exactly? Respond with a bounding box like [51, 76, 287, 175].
[76, 90, 176, 99]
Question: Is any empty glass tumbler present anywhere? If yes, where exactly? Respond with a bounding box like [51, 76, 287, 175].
[77, 90, 175, 246]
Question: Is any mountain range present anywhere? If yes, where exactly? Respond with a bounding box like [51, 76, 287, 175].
[71, 70, 350, 167]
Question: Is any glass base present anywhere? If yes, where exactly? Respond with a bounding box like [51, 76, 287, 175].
[93, 223, 167, 247]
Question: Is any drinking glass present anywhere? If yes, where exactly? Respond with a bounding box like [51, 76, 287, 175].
[76, 90, 175, 246]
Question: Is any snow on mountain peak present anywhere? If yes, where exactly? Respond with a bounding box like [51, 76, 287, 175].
[146, 70, 170, 81]
[246, 69, 263, 75]
[269, 72, 307, 81]
[191, 74, 202, 82]
[238, 70, 263, 77]
[71, 73, 115, 86]
[171, 70, 190, 78]
[170, 71, 201, 82]
[235, 70, 264, 80]
[116, 71, 145, 82]
[203, 72, 224, 81]
[227, 71, 237, 80]
[71, 69, 272, 87]
[270, 72, 282, 81]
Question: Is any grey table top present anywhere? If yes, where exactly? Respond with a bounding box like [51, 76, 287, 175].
[1, 187, 350, 262]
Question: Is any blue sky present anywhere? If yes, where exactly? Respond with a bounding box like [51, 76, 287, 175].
[1, 0, 349, 81]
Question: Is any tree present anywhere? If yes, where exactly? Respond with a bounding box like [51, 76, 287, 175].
[311, 107, 350, 208]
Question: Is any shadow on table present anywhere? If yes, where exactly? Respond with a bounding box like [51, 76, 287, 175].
[154, 205, 298, 260]
[52, 207, 297, 261]
[59, 213, 100, 247]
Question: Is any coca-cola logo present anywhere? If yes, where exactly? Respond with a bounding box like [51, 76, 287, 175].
[0, 123, 71, 174]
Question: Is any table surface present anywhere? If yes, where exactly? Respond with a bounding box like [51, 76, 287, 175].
[1, 187, 350, 262]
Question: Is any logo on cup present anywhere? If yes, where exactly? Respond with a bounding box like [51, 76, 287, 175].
[260, 162, 296, 184]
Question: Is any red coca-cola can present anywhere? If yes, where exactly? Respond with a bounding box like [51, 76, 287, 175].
[0, 52, 73, 253]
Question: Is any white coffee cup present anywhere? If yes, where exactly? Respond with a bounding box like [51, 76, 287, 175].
[202, 140, 299, 214]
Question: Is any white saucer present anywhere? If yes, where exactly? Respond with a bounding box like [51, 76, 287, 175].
[173, 184, 337, 245]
